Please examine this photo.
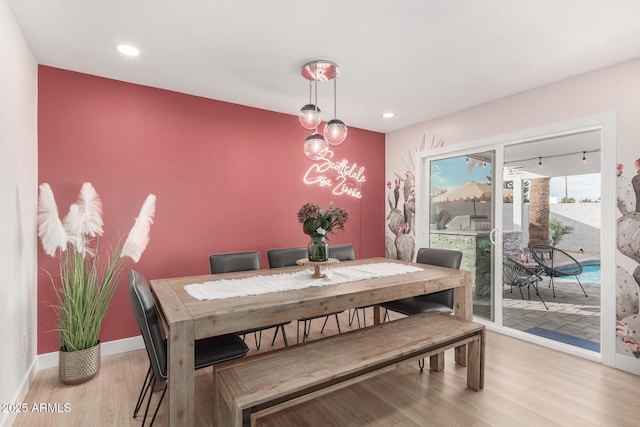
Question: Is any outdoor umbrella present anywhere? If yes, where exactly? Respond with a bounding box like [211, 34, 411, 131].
[432, 182, 493, 215]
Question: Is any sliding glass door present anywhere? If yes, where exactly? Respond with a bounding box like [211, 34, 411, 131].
[419, 150, 498, 322]
[414, 114, 616, 364]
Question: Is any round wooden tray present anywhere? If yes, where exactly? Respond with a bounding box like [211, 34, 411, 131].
[296, 258, 340, 278]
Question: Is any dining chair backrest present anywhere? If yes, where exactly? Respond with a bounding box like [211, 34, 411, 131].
[209, 250, 261, 274]
[129, 270, 167, 382]
[416, 248, 463, 308]
[266, 247, 307, 268]
[328, 244, 356, 261]
[416, 247, 463, 269]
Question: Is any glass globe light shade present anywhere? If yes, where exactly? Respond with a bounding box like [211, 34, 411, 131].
[324, 119, 348, 145]
[299, 104, 321, 130]
[303, 133, 329, 160]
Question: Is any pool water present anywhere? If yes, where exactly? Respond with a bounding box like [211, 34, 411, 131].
[577, 264, 601, 284]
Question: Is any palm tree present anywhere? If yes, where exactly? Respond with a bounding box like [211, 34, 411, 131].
[528, 177, 550, 246]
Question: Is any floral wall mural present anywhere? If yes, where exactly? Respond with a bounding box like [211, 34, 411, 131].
[385, 134, 444, 261]
[616, 159, 640, 358]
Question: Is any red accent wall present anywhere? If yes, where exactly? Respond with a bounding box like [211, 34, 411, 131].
[37, 66, 385, 354]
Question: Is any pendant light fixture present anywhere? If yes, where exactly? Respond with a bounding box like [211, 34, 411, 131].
[299, 79, 321, 130]
[300, 60, 348, 159]
[323, 72, 348, 145]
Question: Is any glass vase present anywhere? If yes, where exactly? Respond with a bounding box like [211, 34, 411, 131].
[308, 235, 329, 262]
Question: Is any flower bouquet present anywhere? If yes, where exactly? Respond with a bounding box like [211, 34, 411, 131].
[297, 202, 348, 261]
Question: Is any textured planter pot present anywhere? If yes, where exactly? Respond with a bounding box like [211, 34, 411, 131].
[59, 341, 101, 385]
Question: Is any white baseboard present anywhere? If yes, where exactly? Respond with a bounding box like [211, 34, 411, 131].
[0, 357, 38, 427]
[37, 335, 145, 370]
[616, 353, 640, 375]
[1, 336, 144, 427]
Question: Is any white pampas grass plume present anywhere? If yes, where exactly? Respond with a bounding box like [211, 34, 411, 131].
[121, 194, 156, 263]
[76, 182, 104, 237]
[62, 204, 87, 254]
[37, 183, 68, 256]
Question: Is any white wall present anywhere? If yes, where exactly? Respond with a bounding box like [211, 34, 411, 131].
[386, 58, 640, 372]
[523, 203, 602, 254]
[0, 1, 38, 426]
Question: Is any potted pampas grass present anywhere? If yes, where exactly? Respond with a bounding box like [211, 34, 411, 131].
[38, 182, 156, 384]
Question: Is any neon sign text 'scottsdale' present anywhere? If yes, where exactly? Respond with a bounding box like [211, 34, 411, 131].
[303, 153, 366, 199]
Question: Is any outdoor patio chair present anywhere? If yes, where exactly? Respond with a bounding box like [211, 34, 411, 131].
[529, 244, 587, 298]
[503, 256, 548, 310]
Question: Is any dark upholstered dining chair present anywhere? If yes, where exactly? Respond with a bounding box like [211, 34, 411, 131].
[209, 250, 289, 348]
[328, 243, 356, 262]
[381, 247, 463, 319]
[266, 246, 343, 343]
[209, 250, 261, 274]
[129, 270, 248, 427]
[381, 247, 462, 371]
[266, 247, 308, 269]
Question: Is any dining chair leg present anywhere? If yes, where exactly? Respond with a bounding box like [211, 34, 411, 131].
[320, 316, 330, 334]
[141, 376, 167, 427]
[147, 383, 168, 427]
[134, 365, 153, 418]
[348, 308, 362, 328]
[298, 320, 313, 343]
[253, 331, 262, 350]
[304, 320, 312, 342]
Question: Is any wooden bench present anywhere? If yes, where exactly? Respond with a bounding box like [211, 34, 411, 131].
[215, 311, 485, 426]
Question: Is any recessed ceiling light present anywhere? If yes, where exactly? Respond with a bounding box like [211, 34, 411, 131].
[117, 44, 140, 57]
[382, 112, 395, 118]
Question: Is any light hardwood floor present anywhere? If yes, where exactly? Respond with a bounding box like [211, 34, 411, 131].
[14, 309, 640, 426]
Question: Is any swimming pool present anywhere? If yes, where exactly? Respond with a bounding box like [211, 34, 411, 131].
[577, 263, 601, 284]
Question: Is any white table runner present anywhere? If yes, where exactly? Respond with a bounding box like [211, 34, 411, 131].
[184, 262, 423, 301]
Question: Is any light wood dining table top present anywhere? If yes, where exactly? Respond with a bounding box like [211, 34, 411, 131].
[150, 256, 472, 426]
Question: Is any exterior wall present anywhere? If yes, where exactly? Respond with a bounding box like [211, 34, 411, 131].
[430, 232, 491, 295]
[517, 203, 601, 254]
[548, 203, 601, 253]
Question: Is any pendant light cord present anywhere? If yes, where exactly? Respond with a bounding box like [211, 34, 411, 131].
[314, 66, 319, 132]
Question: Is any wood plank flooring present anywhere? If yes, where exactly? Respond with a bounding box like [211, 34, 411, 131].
[14, 309, 640, 426]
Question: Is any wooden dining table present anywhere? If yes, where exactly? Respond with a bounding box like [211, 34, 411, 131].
[149, 257, 472, 426]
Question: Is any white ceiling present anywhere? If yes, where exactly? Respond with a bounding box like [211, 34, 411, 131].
[9, 0, 640, 133]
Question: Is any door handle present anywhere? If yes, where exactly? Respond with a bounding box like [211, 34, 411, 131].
[489, 228, 497, 245]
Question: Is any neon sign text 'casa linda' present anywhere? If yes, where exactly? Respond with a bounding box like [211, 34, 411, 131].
[303, 150, 366, 199]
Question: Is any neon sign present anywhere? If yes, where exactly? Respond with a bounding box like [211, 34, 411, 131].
[303, 150, 366, 199]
